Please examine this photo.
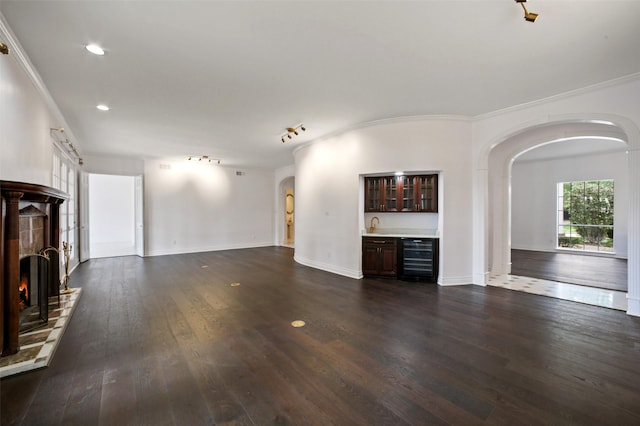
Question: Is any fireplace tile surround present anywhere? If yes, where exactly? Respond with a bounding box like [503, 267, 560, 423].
[1, 181, 67, 357]
[18, 204, 46, 257]
[0, 288, 81, 378]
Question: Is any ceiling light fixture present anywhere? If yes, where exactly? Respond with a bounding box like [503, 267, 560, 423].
[514, 0, 539, 23]
[50, 127, 83, 165]
[281, 124, 306, 143]
[187, 155, 220, 164]
[96, 104, 110, 111]
[0, 42, 9, 55]
[85, 44, 105, 55]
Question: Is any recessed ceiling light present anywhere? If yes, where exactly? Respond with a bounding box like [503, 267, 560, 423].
[85, 44, 105, 55]
[96, 104, 110, 111]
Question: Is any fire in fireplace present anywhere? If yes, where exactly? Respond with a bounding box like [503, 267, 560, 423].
[18, 255, 49, 332]
[19, 274, 29, 308]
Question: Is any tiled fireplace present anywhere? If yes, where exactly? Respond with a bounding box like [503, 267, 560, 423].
[18, 205, 50, 332]
[1, 181, 67, 357]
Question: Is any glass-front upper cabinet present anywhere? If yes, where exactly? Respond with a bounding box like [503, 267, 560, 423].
[365, 174, 438, 213]
[416, 174, 438, 212]
[401, 175, 415, 211]
[382, 176, 398, 211]
[365, 177, 383, 212]
[365, 176, 399, 212]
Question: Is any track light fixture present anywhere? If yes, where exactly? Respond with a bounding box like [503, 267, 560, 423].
[281, 124, 306, 143]
[514, 0, 539, 23]
[50, 127, 83, 165]
[188, 155, 221, 164]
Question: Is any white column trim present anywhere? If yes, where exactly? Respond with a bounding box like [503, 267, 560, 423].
[626, 148, 640, 316]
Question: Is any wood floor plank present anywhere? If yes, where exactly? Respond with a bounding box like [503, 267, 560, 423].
[511, 249, 627, 291]
[2, 247, 640, 425]
[132, 354, 174, 426]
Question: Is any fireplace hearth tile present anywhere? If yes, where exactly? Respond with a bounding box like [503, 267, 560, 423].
[18, 329, 51, 346]
[46, 328, 62, 342]
[48, 310, 60, 319]
[36, 342, 54, 361]
[0, 288, 82, 378]
[0, 347, 40, 367]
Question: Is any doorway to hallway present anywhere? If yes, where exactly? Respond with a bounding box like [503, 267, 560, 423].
[89, 174, 135, 258]
[280, 176, 294, 248]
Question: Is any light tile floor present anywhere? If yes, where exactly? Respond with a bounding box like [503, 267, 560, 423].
[488, 273, 627, 311]
[0, 288, 82, 378]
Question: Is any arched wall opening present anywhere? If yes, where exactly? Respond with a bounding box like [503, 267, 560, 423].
[277, 176, 295, 247]
[479, 117, 640, 316]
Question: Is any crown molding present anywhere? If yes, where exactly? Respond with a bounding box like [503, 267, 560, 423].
[292, 72, 640, 158]
[0, 12, 81, 154]
[476, 72, 640, 121]
[292, 114, 473, 157]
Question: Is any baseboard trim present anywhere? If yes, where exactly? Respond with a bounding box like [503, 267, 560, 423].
[438, 275, 474, 286]
[146, 242, 273, 257]
[627, 296, 640, 317]
[473, 272, 489, 286]
[293, 255, 361, 279]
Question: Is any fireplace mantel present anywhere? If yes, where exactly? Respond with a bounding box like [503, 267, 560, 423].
[1, 180, 67, 356]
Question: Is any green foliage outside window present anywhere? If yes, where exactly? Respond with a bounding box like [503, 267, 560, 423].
[559, 180, 614, 251]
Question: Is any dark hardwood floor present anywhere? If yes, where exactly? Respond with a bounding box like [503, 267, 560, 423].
[2, 247, 640, 425]
[511, 249, 628, 292]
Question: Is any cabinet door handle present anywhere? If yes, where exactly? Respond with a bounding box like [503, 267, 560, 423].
[373, 240, 386, 244]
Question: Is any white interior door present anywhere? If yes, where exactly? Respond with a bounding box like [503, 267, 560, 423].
[79, 171, 90, 262]
[135, 174, 144, 257]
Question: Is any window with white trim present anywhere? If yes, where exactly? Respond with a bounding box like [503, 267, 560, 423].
[52, 149, 78, 274]
[557, 179, 614, 252]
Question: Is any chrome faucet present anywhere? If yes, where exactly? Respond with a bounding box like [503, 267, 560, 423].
[369, 216, 379, 233]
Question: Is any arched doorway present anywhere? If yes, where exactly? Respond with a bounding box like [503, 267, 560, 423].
[279, 176, 295, 247]
[510, 138, 627, 288]
[488, 121, 628, 275]
[476, 116, 640, 317]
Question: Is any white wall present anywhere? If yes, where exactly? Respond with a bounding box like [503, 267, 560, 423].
[293, 118, 473, 284]
[472, 75, 640, 316]
[0, 15, 278, 261]
[144, 159, 275, 256]
[0, 19, 85, 275]
[0, 28, 57, 185]
[512, 151, 628, 257]
[363, 212, 439, 232]
[88, 174, 136, 258]
[81, 154, 144, 176]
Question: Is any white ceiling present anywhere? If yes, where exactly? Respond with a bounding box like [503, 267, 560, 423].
[514, 137, 628, 163]
[2, 1, 639, 168]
